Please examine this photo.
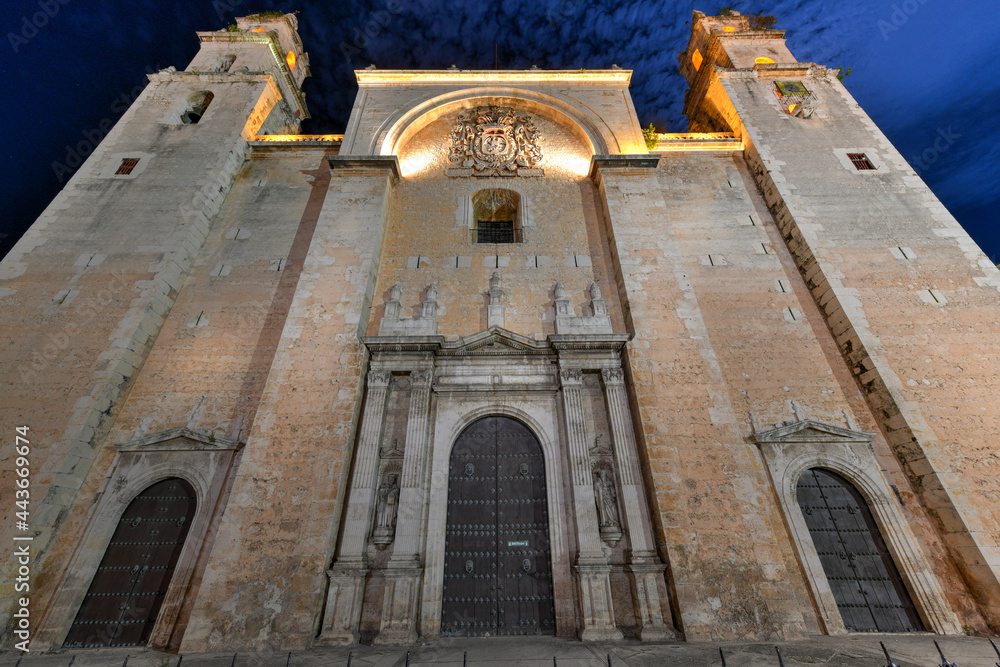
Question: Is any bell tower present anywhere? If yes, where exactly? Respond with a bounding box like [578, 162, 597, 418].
[0, 12, 311, 648]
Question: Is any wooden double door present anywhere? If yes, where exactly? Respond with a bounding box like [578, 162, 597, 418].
[441, 416, 556, 636]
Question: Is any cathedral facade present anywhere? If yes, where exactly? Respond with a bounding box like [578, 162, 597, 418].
[3, 10, 1000, 652]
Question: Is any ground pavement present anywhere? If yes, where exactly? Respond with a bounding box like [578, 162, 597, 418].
[3, 635, 1000, 666]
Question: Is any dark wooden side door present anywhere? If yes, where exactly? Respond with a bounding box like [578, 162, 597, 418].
[64, 478, 196, 648]
[796, 468, 923, 632]
[441, 416, 555, 636]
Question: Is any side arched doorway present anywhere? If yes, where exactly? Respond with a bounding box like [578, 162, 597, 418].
[441, 416, 556, 636]
[63, 478, 196, 648]
[796, 468, 923, 632]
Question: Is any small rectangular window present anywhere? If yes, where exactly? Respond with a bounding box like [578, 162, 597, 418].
[115, 158, 139, 175]
[847, 153, 876, 170]
[474, 221, 521, 244]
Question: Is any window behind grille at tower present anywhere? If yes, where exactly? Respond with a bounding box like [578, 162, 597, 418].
[848, 153, 876, 170]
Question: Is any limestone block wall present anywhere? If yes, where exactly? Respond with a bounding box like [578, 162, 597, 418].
[713, 65, 1000, 631]
[591, 146, 968, 639]
[594, 158, 807, 641]
[0, 67, 289, 639]
[181, 161, 395, 651]
[370, 109, 624, 340]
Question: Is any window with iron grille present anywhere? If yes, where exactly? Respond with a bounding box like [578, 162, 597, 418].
[847, 153, 876, 170]
[115, 158, 139, 175]
[473, 220, 522, 244]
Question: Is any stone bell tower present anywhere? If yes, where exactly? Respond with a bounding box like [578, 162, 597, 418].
[0, 12, 311, 648]
[679, 8, 1000, 634]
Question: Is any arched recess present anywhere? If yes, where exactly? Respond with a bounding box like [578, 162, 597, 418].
[796, 468, 922, 632]
[63, 478, 197, 648]
[421, 402, 571, 638]
[33, 428, 242, 651]
[440, 415, 555, 636]
[752, 419, 962, 636]
[370, 88, 617, 158]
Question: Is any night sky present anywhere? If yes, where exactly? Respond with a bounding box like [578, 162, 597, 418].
[2, 0, 996, 261]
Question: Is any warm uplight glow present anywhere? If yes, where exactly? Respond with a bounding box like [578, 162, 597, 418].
[787, 104, 799, 114]
[251, 28, 266, 33]
[562, 155, 591, 177]
[723, 26, 736, 32]
[400, 150, 436, 177]
[286, 50, 296, 70]
[252, 134, 344, 142]
[692, 49, 703, 71]
[755, 56, 776, 65]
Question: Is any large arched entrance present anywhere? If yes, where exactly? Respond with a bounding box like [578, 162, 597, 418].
[796, 468, 923, 632]
[441, 416, 555, 636]
[63, 478, 196, 648]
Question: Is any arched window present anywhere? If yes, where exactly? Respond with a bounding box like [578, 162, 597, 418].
[180, 91, 214, 124]
[471, 188, 522, 243]
[215, 55, 236, 72]
[63, 478, 196, 648]
[796, 468, 923, 632]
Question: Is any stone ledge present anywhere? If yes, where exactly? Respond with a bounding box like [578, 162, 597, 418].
[589, 154, 660, 179]
[328, 155, 401, 182]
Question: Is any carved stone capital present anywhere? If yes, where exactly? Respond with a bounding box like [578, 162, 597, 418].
[560, 368, 584, 386]
[367, 370, 392, 388]
[601, 367, 625, 386]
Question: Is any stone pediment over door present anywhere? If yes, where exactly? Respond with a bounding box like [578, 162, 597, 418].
[444, 327, 550, 357]
[751, 419, 873, 446]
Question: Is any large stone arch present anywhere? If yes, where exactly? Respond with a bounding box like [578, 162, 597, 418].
[370, 87, 618, 158]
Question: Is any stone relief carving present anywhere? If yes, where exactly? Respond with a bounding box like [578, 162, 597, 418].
[593, 467, 623, 546]
[446, 106, 543, 178]
[372, 472, 400, 548]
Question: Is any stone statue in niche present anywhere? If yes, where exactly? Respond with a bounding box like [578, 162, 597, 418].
[372, 472, 400, 548]
[446, 106, 543, 177]
[593, 467, 623, 546]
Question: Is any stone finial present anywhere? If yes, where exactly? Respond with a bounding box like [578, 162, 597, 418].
[422, 284, 438, 318]
[589, 282, 608, 316]
[487, 272, 505, 328]
[384, 283, 402, 320]
[554, 282, 566, 300]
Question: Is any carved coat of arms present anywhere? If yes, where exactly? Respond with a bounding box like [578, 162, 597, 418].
[446, 106, 543, 177]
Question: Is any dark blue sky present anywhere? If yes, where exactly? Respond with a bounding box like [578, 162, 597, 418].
[2, 0, 997, 261]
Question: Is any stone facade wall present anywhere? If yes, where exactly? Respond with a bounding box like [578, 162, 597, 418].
[0, 47, 292, 639]
[373, 109, 623, 339]
[709, 62, 999, 632]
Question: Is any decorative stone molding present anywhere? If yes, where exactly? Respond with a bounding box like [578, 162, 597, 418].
[554, 282, 613, 335]
[445, 106, 543, 177]
[378, 284, 439, 335]
[753, 418, 962, 636]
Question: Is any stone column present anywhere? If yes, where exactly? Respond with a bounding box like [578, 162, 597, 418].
[319, 369, 392, 645]
[601, 366, 672, 640]
[377, 366, 434, 644]
[560, 367, 622, 641]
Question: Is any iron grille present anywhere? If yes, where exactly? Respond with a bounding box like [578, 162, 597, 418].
[847, 153, 877, 170]
[115, 159, 139, 175]
[473, 221, 522, 244]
